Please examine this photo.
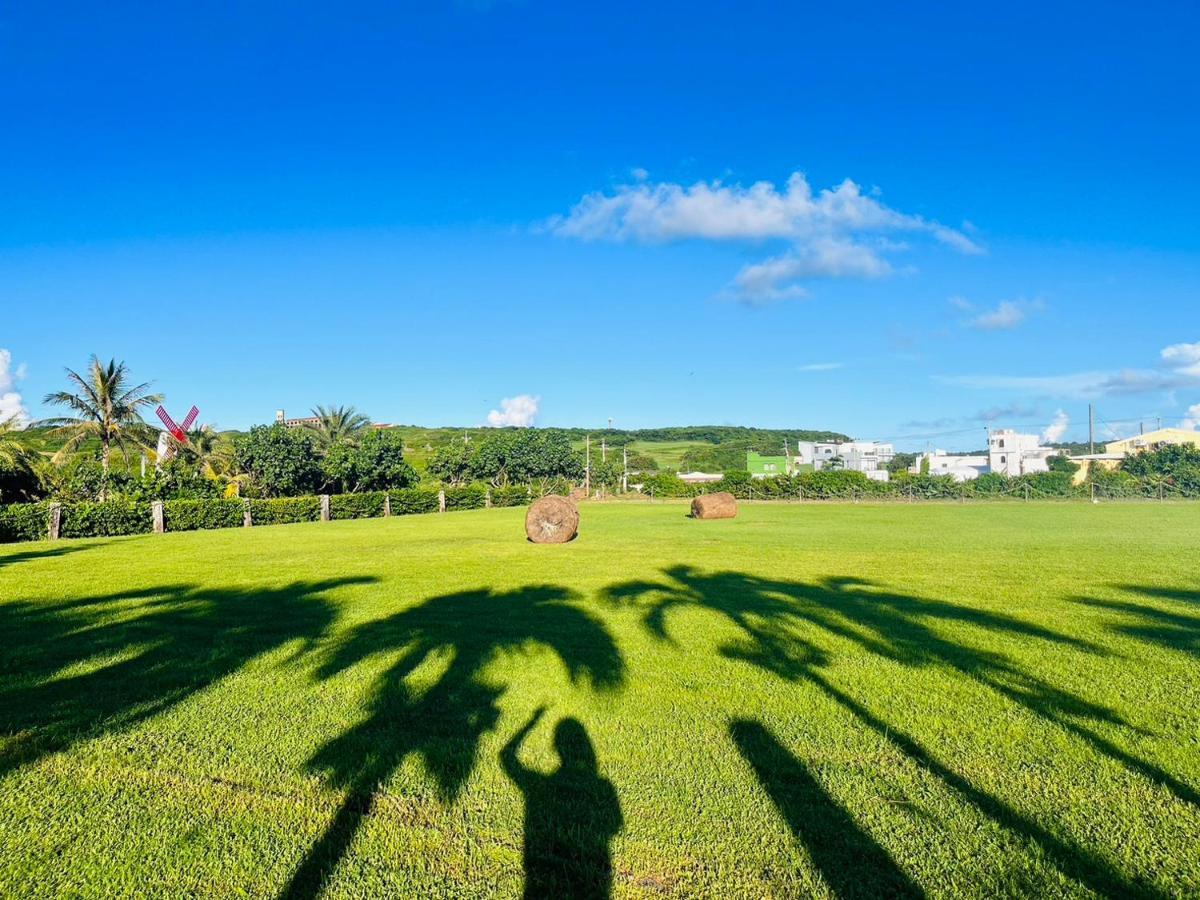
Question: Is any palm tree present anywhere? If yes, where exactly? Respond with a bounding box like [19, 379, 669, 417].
[176, 426, 247, 495]
[0, 414, 31, 473]
[40, 356, 163, 498]
[306, 404, 371, 448]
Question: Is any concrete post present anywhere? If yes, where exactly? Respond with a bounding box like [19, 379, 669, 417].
[320, 494, 331, 522]
[438, 490, 446, 513]
[152, 500, 164, 534]
[48, 502, 62, 541]
[485, 489, 492, 509]
[243, 501, 252, 527]
[384, 494, 391, 517]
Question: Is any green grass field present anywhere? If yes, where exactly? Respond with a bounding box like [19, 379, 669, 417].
[2, 504, 1198, 898]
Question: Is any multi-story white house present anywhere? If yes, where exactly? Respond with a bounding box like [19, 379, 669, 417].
[912, 429, 1056, 481]
[795, 440, 895, 482]
[987, 429, 1055, 476]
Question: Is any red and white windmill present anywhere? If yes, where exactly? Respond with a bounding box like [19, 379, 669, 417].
[154, 404, 199, 463]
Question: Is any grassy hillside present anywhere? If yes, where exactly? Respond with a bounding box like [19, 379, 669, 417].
[2, 504, 1197, 897]
[14, 424, 851, 476]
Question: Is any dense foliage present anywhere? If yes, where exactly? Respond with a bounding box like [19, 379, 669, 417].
[322, 429, 419, 493]
[234, 425, 324, 498]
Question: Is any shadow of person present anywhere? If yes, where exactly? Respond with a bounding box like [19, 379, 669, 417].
[502, 708, 622, 900]
[731, 718, 922, 900]
[278, 585, 623, 900]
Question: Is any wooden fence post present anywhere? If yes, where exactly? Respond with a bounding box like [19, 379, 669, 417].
[320, 495, 331, 522]
[243, 501, 253, 528]
[438, 490, 446, 513]
[152, 500, 164, 534]
[48, 502, 62, 541]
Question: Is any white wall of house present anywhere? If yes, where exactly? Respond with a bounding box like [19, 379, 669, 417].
[988, 430, 1054, 476]
[796, 441, 895, 482]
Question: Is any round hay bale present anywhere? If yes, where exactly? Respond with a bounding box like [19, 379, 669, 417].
[691, 491, 737, 520]
[525, 495, 580, 543]
[569, 486, 588, 502]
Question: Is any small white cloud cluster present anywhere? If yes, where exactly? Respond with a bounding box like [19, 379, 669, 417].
[951, 296, 1034, 331]
[1162, 342, 1200, 378]
[486, 394, 540, 427]
[1041, 409, 1070, 443]
[0, 349, 28, 426]
[1181, 403, 1200, 430]
[546, 171, 981, 304]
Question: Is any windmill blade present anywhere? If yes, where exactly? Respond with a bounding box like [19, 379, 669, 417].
[156, 405, 178, 433]
[180, 405, 200, 432]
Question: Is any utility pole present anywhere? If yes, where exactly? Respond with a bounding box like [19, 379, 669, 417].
[1088, 404, 1095, 455]
[622, 446, 628, 494]
[1140, 421, 1145, 436]
[1157, 416, 1162, 431]
[601, 437, 607, 463]
[585, 435, 591, 494]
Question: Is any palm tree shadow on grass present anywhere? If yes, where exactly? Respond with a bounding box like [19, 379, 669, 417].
[603, 566, 1171, 899]
[279, 584, 624, 900]
[0, 577, 367, 779]
[1077, 585, 1200, 656]
[731, 718, 923, 900]
[0, 541, 107, 570]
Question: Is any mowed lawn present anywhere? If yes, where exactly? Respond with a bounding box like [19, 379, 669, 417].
[1, 504, 1198, 899]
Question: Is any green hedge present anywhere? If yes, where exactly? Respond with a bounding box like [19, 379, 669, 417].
[490, 485, 531, 508]
[247, 497, 322, 526]
[164, 499, 245, 531]
[389, 487, 440, 515]
[60, 500, 153, 538]
[330, 492, 388, 520]
[444, 484, 488, 511]
[0, 502, 50, 542]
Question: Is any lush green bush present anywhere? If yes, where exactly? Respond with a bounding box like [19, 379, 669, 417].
[490, 484, 531, 508]
[323, 431, 419, 494]
[0, 502, 50, 543]
[388, 487, 440, 515]
[235, 425, 323, 498]
[330, 492, 388, 520]
[247, 497, 322, 526]
[60, 500, 153, 538]
[467, 429, 584, 486]
[639, 472, 699, 498]
[444, 484, 488, 510]
[163, 499, 245, 531]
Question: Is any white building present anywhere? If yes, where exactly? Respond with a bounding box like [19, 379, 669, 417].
[796, 440, 895, 482]
[912, 429, 1056, 482]
[988, 429, 1054, 476]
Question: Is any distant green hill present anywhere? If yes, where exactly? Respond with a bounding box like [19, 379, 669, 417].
[13, 423, 851, 476]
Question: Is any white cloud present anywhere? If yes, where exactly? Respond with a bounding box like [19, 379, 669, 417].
[797, 362, 844, 372]
[1182, 404, 1200, 430]
[0, 349, 29, 426]
[1162, 342, 1200, 377]
[546, 170, 982, 304]
[968, 300, 1026, 331]
[486, 394, 540, 427]
[1042, 409, 1070, 443]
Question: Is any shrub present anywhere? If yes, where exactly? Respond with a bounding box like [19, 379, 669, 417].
[490, 484, 531, 508]
[164, 499, 245, 531]
[640, 472, 698, 498]
[235, 425, 323, 498]
[0, 502, 50, 543]
[323, 430, 419, 494]
[444, 484, 487, 510]
[247, 497, 321, 525]
[60, 500, 152, 538]
[330, 492, 388, 520]
[388, 487, 440, 515]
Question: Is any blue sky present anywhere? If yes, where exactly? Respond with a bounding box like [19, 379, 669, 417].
[2, 2, 1198, 449]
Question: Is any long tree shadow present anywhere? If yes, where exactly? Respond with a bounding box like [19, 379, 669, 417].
[0, 577, 364, 777]
[502, 707, 623, 900]
[280, 584, 623, 900]
[1076, 585, 1200, 655]
[604, 566, 1171, 898]
[0, 540, 108, 570]
[731, 718, 923, 900]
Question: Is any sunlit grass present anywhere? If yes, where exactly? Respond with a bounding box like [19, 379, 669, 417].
[1, 503, 1198, 898]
